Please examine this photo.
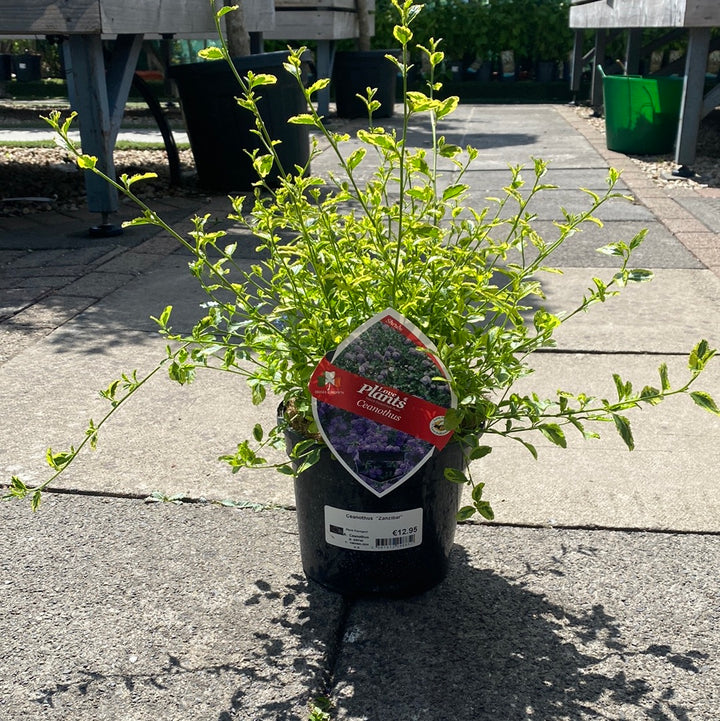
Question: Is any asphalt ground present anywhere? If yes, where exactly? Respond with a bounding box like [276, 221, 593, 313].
[1, 103, 719, 720]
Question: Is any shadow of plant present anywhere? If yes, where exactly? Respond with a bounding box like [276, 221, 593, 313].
[29, 572, 345, 721]
[331, 543, 709, 720]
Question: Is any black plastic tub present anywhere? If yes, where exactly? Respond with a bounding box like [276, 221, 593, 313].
[332, 50, 398, 119]
[169, 51, 309, 191]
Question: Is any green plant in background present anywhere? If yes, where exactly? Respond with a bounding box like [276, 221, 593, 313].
[3, 0, 719, 516]
[532, 0, 572, 63]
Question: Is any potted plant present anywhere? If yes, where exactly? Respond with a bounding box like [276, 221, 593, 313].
[4, 0, 719, 597]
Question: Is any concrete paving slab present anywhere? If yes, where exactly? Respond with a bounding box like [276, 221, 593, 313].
[0, 493, 344, 721]
[465, 352, 720, 532]
[0, 331, 290, 506]
[61, 252, 218, 335]
[672, 195, 720, 234]
[523, 220, 704, 268]
[332, 524, 720, 720]
[541, 267, 720, 353]
[464, 184, 657, 222]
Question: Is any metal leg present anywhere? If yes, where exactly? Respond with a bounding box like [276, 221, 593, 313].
[62, 33, 143, 231]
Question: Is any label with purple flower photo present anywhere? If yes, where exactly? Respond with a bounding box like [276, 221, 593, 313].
[309, 308, 456, 497]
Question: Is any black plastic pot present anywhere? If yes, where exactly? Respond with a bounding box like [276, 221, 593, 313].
[14, 54, 41, 82]
[332, 50, 398, 119]
[169, 51, 309, 191]
[286, 424, 463, 597]
[0, 54, 12, 81]
[535, 60, 557, 83]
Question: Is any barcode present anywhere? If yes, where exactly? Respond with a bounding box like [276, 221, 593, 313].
[375, 534, 416, 548]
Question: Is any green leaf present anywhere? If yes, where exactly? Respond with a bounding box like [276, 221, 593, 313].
[474, 500, 495, 521]
[690, 391, 720, 416]
[288, 114, 317, 126]
[126, 172, 158, 186]
[442, 408, 462, 432]
[659, 362, 671, 391]
[393, 24, 413, 45]
[357, 129, 396, 151]
[307, 78, 331, 95]
[247, 72, 277, 88]
[471, 482, 485, 503]
[436, 96, 459, 119]
[4, 476, 28, 500]
[428, 51, 444, 68]
[197, 46, 225, 61]
[596, 242, 625, 257]
[626, 268, 653, 283]
[442, 184, 468, 201]
[612, 413, 634, 450]
[689, 339, 715, 372]
[639, 385, 662, 406]
[217, 5, 238, 18]
[252, 424, 264, 442]
[253, 154, 274, 178]
[468, 445, 492, 461]
[76, 154, 97, 169]
[150, 305, 173, 329]
[437, 142, 462, 158]
[346, 148, 367, 171]
[516, 438, 538, 459]
[444, 467, 468, 484]
[629, 228, 648, 250]
[456, 505, 476, 521]
[539, 424, 567, 448]
[406, 91, 435, 113]
[613, 373, 632, 401]
[251, 383, 266, 405]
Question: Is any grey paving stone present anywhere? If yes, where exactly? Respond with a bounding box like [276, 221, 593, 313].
[332, 524, 719, 720]
[0, 494, 345, 721]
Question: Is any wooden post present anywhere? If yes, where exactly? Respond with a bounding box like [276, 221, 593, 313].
[569, 29, 584, 94]
[63, 33, 143, 225]
[624, 28, 643, 74]
[316, 40, 333, 116]
[675, 27, 711, 173]
[591, 30, 607, 113]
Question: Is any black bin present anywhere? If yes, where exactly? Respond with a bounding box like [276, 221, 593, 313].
[14, 54, 41, 81]
[333, 50, 398, 119]
[169, 51, 309, 191]
[0, 54, 12, 81]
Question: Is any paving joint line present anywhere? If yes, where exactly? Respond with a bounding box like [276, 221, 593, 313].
[555, 104, 720, 279]
[0, 483, 297, 511]
[467, 518, 720, 537]
[6, 484, 718, 538]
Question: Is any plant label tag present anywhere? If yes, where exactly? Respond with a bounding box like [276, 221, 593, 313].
[325, 505, 423, 552]
[309, 308, 456, 497]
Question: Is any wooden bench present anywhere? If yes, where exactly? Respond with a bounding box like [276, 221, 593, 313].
[569, 0, 720, 174]
[0, 0, 371, 226]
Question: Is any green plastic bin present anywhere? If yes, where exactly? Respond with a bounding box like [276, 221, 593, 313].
[600, 68, 684, 155]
